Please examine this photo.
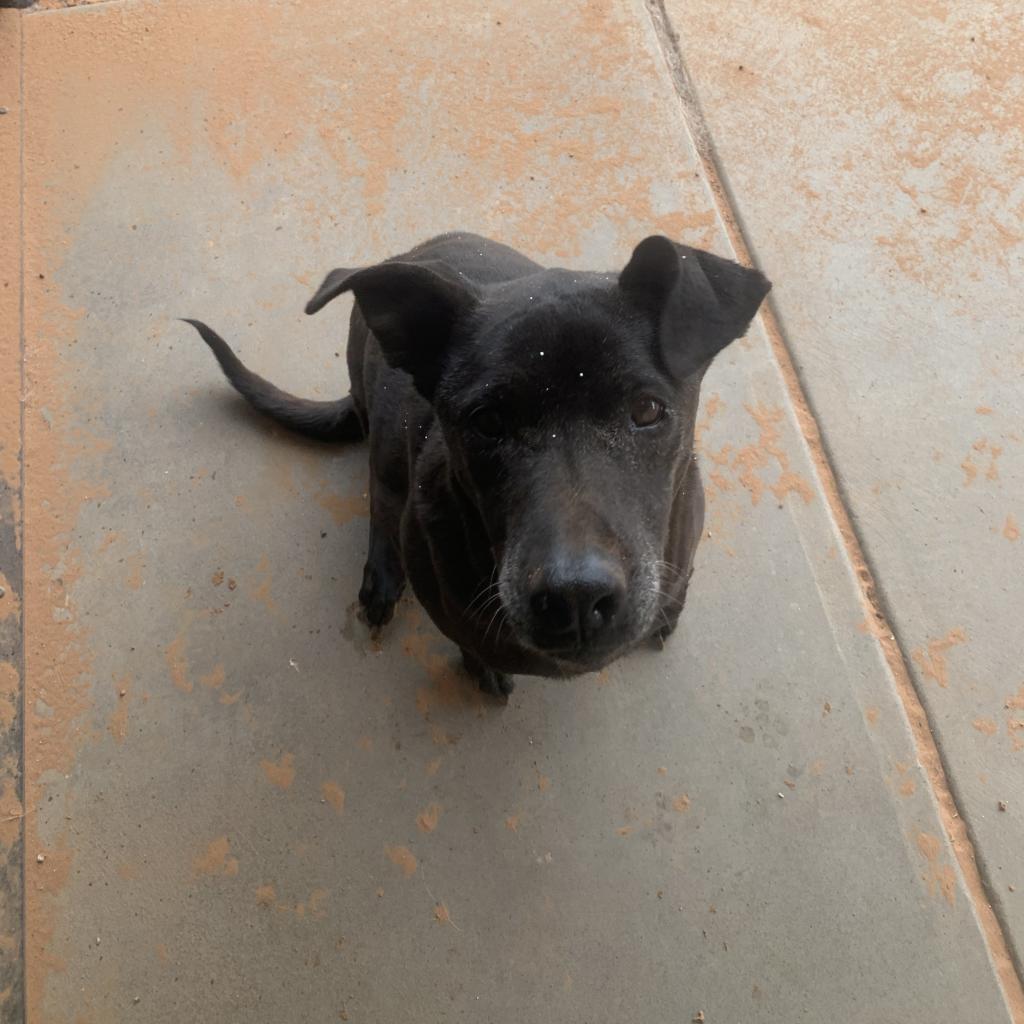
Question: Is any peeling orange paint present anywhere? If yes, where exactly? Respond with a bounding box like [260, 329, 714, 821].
[416, 803, 442, 833]
[709, 404, 814, 507]
[384, 845, 418, 878]
[433, 903, 451, 925]
[0, 780, 24, 850]
[295, 888, 329, 920]
[261, 752, 296, 790]
[199, 663, 226, 690]
[116, 862, 139, 882]
[1003, 515, 1019, 541]
[693, 392, 724, 450]
[314, 485, 369, 526]
[962, 438, 1003, 486]
[973, 718, 998, 737]
[430, 725, 457, 747]
[0, 663, 18, 733]
[403, 612, 485, 717]
[1007, 685, 1024, 753]
[916, 832, 956, 906]
[249, 557, 278, 610]
[95, 531, 119, 554]
[505, 815, 520, 832]
[911, 628, 967, 688]
[321, 780, 345, 814]
[107, 674, 132, 743]
[124, 552, 145, 591]
[193, 836, 239, 878]
[255, 884, 277, 908]
[672, 794, 690, 812]
[164, 628, 193, 694]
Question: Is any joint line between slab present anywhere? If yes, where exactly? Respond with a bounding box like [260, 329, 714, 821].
[17, 10, 27, 1024]
[642, 0, 1024, 1017]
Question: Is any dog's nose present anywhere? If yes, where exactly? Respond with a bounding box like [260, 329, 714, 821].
[528, 556, 626, 645]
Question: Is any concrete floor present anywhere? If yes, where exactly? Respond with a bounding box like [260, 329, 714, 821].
[0, 1, 1021, 1022]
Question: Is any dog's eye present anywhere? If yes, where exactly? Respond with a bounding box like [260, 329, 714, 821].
[630, 397, 666, 428]
[470, 407, 504, 440]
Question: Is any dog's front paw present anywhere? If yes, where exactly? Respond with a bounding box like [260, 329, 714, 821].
[477, 667, 515, 700]
[460, 648, 515, 702]
[358, 562, 404, 628]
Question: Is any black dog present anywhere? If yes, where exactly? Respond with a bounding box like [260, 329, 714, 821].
[186, 232, 769, 697]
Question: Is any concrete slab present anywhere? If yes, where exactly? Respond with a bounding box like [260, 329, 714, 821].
[662, 0, 1024, 969]
[10, 0, 1018, 1020]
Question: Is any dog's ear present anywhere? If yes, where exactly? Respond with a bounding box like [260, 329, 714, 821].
[619, 236, 771, 378]
[306, 261, 478, 398]
[305, 267, 361, 315]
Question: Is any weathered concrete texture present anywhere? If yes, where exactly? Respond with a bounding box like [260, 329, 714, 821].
[0, 10, 26, 1022]
[13, 0, 1019, 1021]
[663, 0, 1024, 964]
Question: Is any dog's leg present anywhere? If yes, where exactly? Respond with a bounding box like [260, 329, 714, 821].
[358, 484, 406, 629]
[461, 648, 514, 701]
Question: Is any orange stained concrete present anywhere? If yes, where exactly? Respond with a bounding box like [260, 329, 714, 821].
[665, 1, 1024, 998]
[4, 0, 1022, 1021]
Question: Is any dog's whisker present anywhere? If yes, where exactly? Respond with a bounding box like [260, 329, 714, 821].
[466, 591, 499, 619]
[653, 587, 685, 611]
[472, 592, 504, 623]
[654, 559, 685, 583]
[466, 577, 499, 607]
[464, 578, 501, 619]
[483, 601, 507, 646]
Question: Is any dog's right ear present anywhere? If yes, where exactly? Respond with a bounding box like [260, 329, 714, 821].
[305, 261, 479, 398]
[619, 236, 771, 379]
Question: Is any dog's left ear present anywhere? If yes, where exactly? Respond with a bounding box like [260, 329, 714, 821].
[306, 260, 479, 398]
[619, 236, 771, 378]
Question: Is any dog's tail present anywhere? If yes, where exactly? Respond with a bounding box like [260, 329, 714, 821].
[182, 319, 364, 443]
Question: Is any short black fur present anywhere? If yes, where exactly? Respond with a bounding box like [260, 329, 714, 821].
[186, 232, 770, 698]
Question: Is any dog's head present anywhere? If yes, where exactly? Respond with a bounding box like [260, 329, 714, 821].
[308, 237, 770, 671]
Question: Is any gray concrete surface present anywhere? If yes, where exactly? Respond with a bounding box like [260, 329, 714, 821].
[1, 0, 1021, 1021]
[664, 0, 1024, 962]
